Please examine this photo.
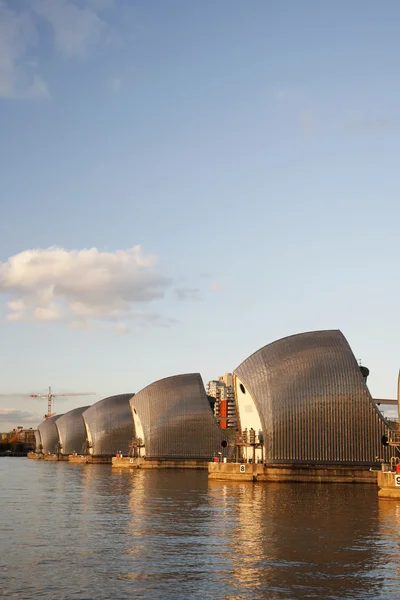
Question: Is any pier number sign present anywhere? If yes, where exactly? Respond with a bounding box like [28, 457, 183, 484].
[240, 465, 246, 473]
[396, 475, 400, 487]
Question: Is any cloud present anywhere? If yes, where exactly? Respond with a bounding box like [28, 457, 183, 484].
[347, 117, 398, 134]
[211, 282, 225, 292]
[0, 2, 49, 99]
[85, 0, 115, 8]
[0, 408, 40, 424]
[114, 322, 129, 334]
[0, 245, 173, 330]
[0, 0, 115, 99]
[30, 0, 111, 59]
[175, 287, 201, 301]
[273, 89, 289, 100]
[135, 312, 179, 327]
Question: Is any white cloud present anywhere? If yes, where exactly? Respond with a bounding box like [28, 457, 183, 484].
[0, 2, 49, 99]
[347, 117, 398, 134]
[114, 322, 129, 334]
[0, 0, 115, 99]
[175, 287, 201, 301]
[30, 0, 111, 58]
[211, 282, 225, 292]
[85, 0, 115, 9]
[0, 408, 39, 424]
[0, 245, 173, 330]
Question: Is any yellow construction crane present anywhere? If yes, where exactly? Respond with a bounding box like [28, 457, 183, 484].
[0, 387, 96, 419]
[30, 386, 96, 419]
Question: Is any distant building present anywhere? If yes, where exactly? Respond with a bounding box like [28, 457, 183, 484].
[1, 427, 36, 451]
[207, 373, 237, 430]
[10, 427, 36, 446]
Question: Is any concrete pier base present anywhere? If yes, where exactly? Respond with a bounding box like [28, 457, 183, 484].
[43, 454, 69, 461]
[27, 452, 44, 460]
[112, 457, 210, 469]
[378, 471, 400, 499]
[68, 455, 112, 464]
[28, 453, 71, 461]
[208, 462, 379, 483]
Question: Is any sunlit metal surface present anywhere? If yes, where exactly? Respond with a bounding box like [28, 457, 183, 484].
[34, 429, 42, 453]
[131, 373, 233, 459]
[82, 394, 134, 456]
[55, 406, 89, 455]
[37, 415, 63, 454]
[234, 330, 396, 465]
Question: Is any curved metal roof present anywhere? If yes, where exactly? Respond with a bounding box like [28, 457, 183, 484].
[234, 330, 394, 465]
[55, 406, 89, 455]
[37, 415, 63, 454]
[34, 429, 42, 453]
[130, 373, 232, 459]
[82, 394, 134, 456]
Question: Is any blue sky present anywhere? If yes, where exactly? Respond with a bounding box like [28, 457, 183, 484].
[1, 0, 400, 428]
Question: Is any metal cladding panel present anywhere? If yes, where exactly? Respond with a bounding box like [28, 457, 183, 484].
[82, 394, 134, 456]
[131, 373, 233, 459]
[55, 406, 89, 455]
[37, 415, 63, 454]
[234, 330, 395, 465]
[34, 429, 42, 453]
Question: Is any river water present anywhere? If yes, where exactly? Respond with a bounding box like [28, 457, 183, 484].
[1, 459, 400, 599]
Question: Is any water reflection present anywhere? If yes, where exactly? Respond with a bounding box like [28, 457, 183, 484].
[122, 470, 220, 597]
[206, 482, 388, 599]
[1, 460, 400, 599]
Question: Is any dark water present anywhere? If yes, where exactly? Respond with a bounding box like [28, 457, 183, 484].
[1, 460, 400, 599]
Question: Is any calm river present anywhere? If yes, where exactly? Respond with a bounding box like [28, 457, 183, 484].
[1, 459, 400, 599]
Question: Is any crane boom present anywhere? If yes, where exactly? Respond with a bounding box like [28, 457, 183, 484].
[29, 386, 96, 419]
[0, 387, 95, 420]
[50, 393, 95, 397]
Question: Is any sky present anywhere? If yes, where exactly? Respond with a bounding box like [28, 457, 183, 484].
[1, 0, 400, 429]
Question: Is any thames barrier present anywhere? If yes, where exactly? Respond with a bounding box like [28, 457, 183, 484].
[29, 329, 400, 485]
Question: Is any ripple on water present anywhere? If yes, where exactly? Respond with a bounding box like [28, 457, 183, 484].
[0, 461, 399, 599]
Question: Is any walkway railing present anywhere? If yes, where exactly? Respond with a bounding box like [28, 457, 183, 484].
[389, 432, 400, 446]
